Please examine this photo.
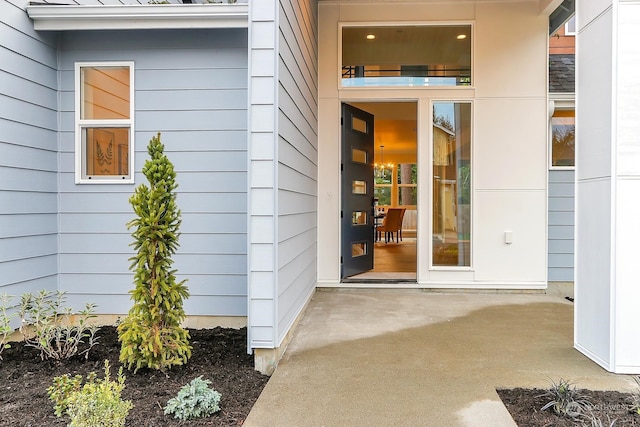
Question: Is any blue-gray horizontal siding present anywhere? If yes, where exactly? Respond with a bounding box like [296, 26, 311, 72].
[548, 169, 575, 281]
[57, 28, 248, 316]
[0, 0, 58, 315]
[276, 0, 318, 343]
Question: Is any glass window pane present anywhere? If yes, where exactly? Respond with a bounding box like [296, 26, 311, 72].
[352, 148, 367, 164]
[352, 116, 367, 133]
[375, 168, 393, 184]
[551, 114, 575, 167]
[397, 164, 417, 184]
[374, 186, 391, 205]
[81, 66, 130, 120]
[342, 25, 472, 87]
[352, 242, 367, 257]
[432, 102, 471, 267]
[83, 127, 130, 177]
[352, 211, 367, 225]
[352, 180, 367, 194]
[399, 186, 417, 206]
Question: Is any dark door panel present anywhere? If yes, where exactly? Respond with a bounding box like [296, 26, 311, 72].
[341, 103, 375, 278]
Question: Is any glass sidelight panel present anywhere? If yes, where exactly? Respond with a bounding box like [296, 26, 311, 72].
[352, 211, 368, 225]
[352, 242, 367, 257]
[432, 102, 471, 267]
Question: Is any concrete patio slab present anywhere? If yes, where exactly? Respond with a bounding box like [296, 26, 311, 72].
[244, 290, 636, 427]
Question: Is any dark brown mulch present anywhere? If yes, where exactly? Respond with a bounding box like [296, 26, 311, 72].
[498, 387, 640, 426]
[0, 326, 269, 426]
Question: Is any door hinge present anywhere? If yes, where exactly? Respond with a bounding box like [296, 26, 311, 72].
[341, 163, 344, 172]
[341, 117, 344, 126]
[340, 211, 343, 219]
[340, 256, 343, 264]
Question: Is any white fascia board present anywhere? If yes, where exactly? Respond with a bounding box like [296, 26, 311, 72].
[27, 4, 248, 31]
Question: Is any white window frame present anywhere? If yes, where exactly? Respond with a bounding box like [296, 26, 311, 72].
[75, 61, 135, 184]
[549, 97, 575, 170]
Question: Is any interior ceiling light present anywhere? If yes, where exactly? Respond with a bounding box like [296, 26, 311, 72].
[456, 34, 467, 40]
[366, 34, 376, 40]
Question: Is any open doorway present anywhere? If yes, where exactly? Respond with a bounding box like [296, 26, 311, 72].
[342, 101, 418, 282]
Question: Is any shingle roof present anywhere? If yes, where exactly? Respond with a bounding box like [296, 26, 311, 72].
[549, 54, 575, 93]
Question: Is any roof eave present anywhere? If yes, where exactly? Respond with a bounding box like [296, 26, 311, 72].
[27, 4, 249, 31]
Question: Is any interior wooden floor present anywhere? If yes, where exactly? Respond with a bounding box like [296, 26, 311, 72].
[347, 232, 417, 281]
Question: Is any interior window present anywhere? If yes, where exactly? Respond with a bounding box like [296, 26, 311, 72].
[432, 102, 471, 267]
[397, 164, 417, 206]
[341, 25, 472, 87]
[77, 63, 134, 183]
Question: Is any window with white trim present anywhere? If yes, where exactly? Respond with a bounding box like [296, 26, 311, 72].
[564, 16, 576, 36]
[341, 24, 472, 88]
[75, 62, 134, 183]
[550, 109, 575, 168]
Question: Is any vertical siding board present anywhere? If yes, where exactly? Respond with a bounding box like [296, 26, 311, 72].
[0, 0, 58, 295]
[57, 28, 249, 314]
[275, 0, 318, 344]
[548, 169, 575, 281]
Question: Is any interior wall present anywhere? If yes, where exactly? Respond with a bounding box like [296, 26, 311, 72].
[318, 1, 548, 287]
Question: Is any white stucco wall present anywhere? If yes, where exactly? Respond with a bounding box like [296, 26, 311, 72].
[318, 2, 548, 288]
[575, 0, 640, 374]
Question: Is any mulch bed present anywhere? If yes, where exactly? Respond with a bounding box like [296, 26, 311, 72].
[0, 326, 269, 426]
[498, 387, 640, 426]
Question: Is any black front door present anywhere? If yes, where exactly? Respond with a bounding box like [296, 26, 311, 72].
[341, 103, 375, 279]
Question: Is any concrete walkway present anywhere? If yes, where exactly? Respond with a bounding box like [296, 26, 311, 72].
[245, 290, 635, 427]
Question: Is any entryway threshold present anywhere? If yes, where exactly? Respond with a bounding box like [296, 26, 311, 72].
[341, 278, 417, 284]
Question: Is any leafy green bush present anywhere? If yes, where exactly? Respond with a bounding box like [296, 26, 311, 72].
[0, 293, 15, 360]
[18, 290, 99, 360]
[63, 360, 133, 427]
[118, 133, 191, 372]
[539, 378, 590, 418]
[164, 376, 222, 420]
[48, 373, 83, 417]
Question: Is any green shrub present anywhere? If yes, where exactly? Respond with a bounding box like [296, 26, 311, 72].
[18, 290, 99, 360]
[48, 373, 83, 417]
[164, 376, 222, 420]
[0, 293, 15, 360]
[539, 378, 590, 418]
[118, 133, 191, 372]
[64, 360, 133, 427]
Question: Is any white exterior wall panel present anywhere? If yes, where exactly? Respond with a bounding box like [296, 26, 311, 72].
[575, 3, 614, 370]
[0, 0, 58, 309]
[57, 28, 249, 316]
[576, 0, 640, 373]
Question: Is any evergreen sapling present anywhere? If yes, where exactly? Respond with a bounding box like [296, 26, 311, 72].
[118, 133, 191, 372]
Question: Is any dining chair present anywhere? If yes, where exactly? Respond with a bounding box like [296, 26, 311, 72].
[376, 208, 404, 243]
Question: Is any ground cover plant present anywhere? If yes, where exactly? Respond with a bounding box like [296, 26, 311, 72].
[0, 325, 268, 426]
[498, 385, 640, 426]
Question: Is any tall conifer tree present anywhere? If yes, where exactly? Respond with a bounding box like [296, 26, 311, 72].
[118, 133, 191, 372]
